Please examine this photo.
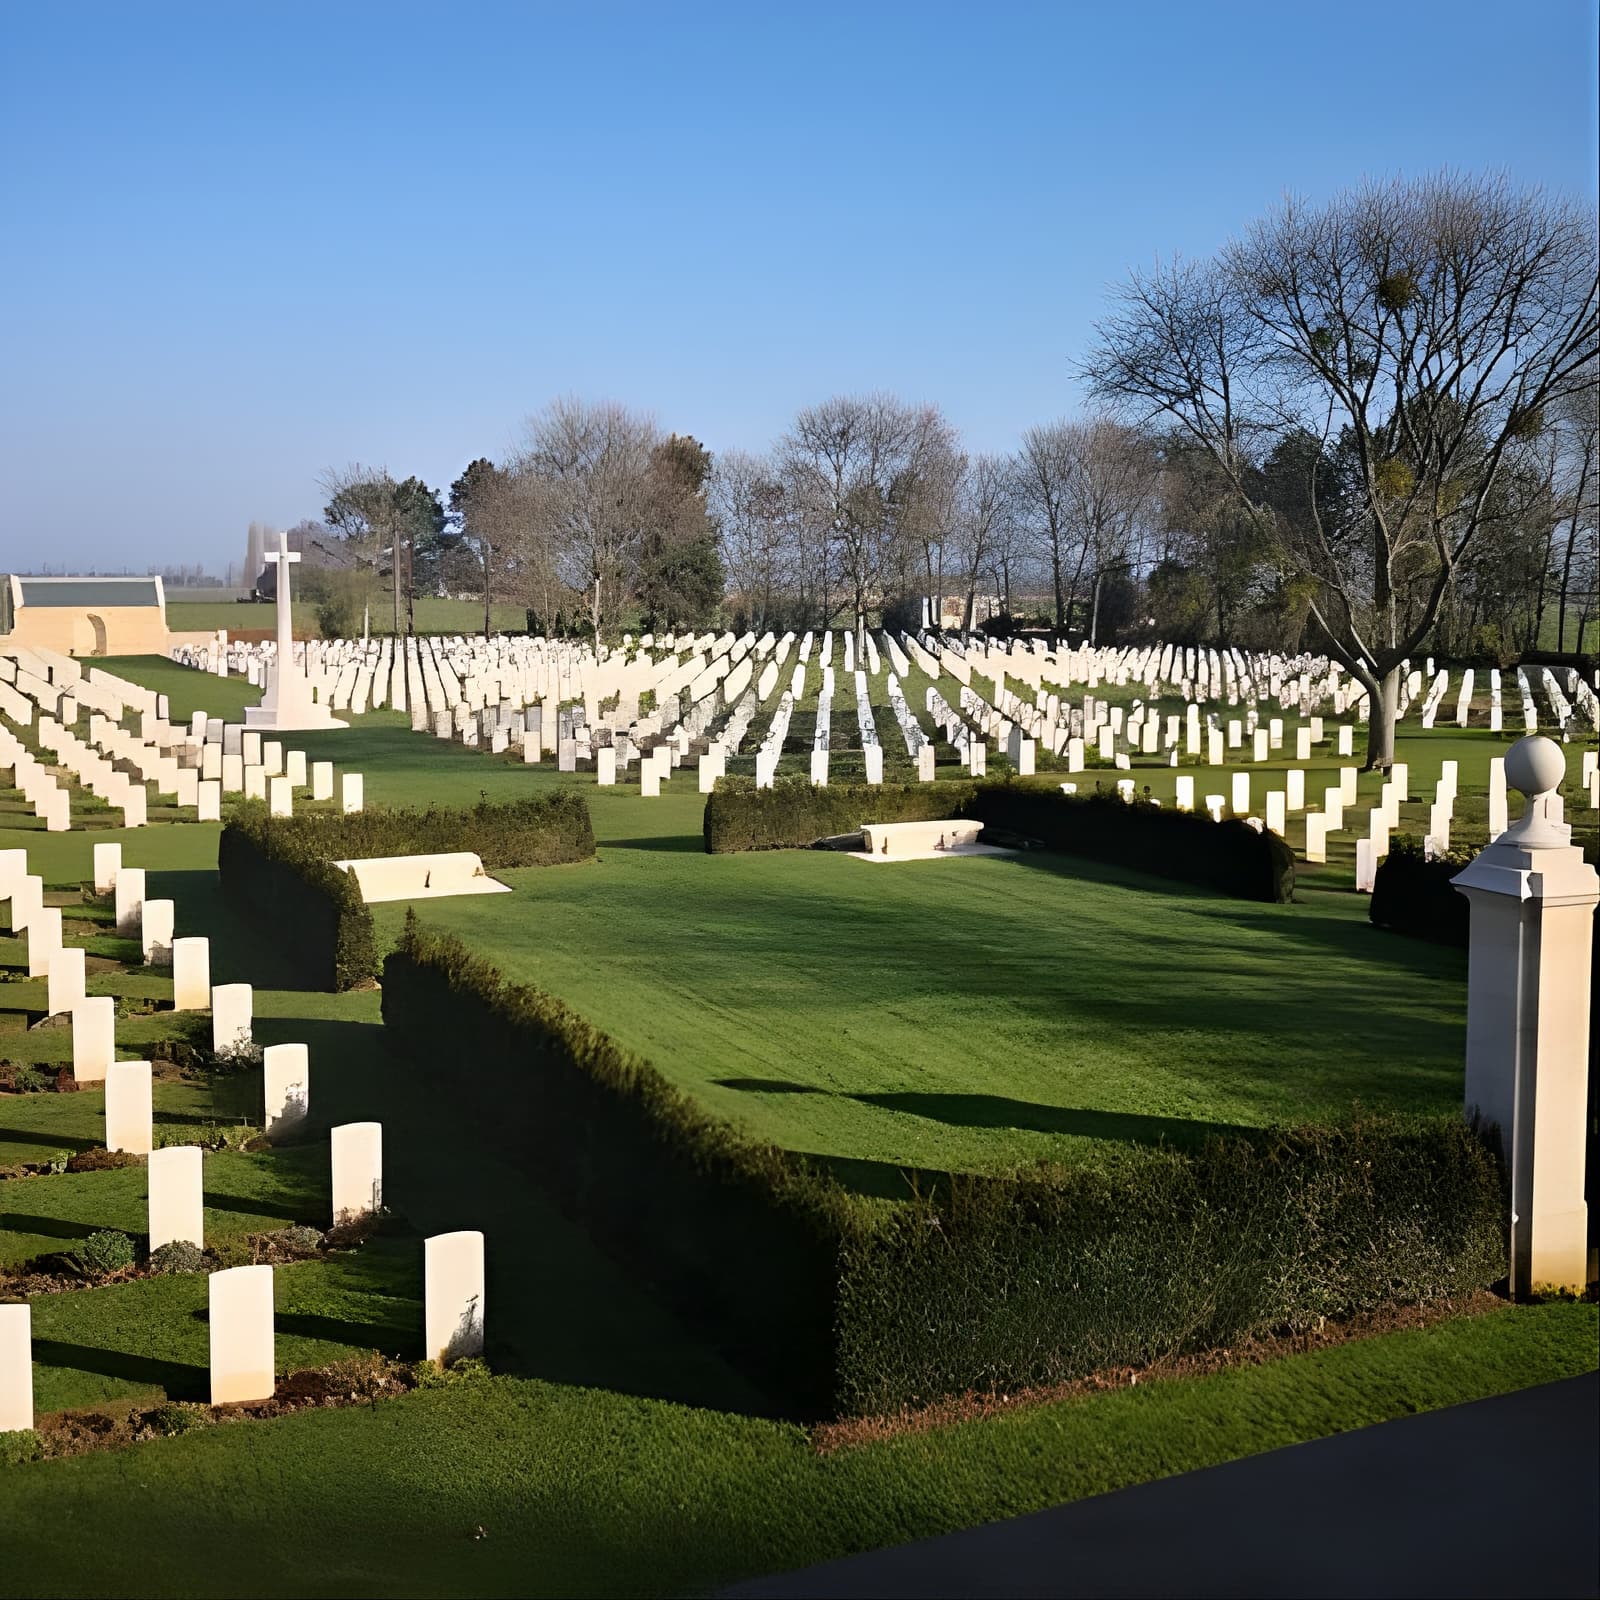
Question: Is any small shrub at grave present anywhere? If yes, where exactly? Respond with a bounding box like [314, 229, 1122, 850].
[65, 1148, 142, 1173]
[218, 794, 596, 991]
[384, 916, 1507, 1419]
[703, 777, 977, 854]
[148, 1240, 208, 1275]
[962, 782, 1296, 904]
[1369, 835, 1474, 948]
[75, 1229, 136, 1277]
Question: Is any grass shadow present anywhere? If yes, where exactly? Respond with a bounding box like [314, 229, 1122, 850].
[30, 1338, 205, 1400]
[0, 1213, 98, 1241]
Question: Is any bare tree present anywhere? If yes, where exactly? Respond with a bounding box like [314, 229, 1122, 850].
[1552, 375, 1599, 652]
[949, 453, 1012, 629]
[779, 393, 959, 651]
[1062, 420, 1161, 644]
[1082, 172, 1599, 767]
[512, 398, 661, 642]
[1013, 421, 1075, 628]
[321, 464, 402, 635]
[712, 449, 792, 632]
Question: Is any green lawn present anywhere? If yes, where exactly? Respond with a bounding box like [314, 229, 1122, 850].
[0, 1300, 1591, 1597]
[163, 598, 530, 638]
[1, 653, 1594, 1595]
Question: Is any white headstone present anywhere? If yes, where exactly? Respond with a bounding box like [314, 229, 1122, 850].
[72, 994, 116, 1082]
[171, 936, 211, 1011]
[211, 982, 253, 1054]
[209, 1264, 275, 1406]
[141, 898, 175, 966]
[148, 1145, 204, 1251]
[47, 945, 86, 1016]
[424, 1230, 486, 1366]
[105, 1060, 153, 1155]
[262, 1042, 309, 1135]
[114, 867, 145, 936]
[331, 1121, 383, 1223]
[0, 1304, 32, 1433]
[92, 841, 122, 894]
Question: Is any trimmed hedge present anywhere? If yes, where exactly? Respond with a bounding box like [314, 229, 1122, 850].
[963, 782, 1296, 903]
[704, 776, 1295, 902]
[218, 812, 377, 991]
[384, 919, 1506, 1419]
[218, 793, 595, 990]
[703, 776, 974, 853]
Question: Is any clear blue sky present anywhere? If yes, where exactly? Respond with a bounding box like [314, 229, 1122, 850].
[2, 0, 1596, 572]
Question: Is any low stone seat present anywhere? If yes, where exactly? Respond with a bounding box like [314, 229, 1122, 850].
[332, 852, 511, 903]
[859, 819, 986, 859]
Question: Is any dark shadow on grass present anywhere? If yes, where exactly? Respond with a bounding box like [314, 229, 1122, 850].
[202, 1191, 315, 1222]
[848, 1092, 1251, 1150]
[602, 835, 708, 854]
[0, 1127, 98, 1152]
[0, 1213, 98, 1240]
[30, 1338, 204, 1400]
[714, 1077, 825, 1095]
[273, 1310, 416, 1354]
[802, 1154, 958, 1203]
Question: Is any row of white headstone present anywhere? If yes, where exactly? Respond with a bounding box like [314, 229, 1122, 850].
[0, 839, 485, 1428]
[1, 646, 365, 826]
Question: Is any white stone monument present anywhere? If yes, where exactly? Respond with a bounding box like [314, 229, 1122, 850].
[1453, 735, 1597, 1296]
[244, 530, 346, 731]
[211, 983, 253, 1053]
[171, 936, 211, 1011]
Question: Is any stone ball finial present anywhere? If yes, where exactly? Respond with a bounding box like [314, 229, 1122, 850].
[1505, 734, 1565, 799]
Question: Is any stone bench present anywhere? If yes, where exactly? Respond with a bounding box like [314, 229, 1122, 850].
[332, 852, 511, 903]
[859, 819, 984, 859]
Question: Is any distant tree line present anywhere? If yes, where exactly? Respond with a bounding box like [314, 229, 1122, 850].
[293, 173, 1594, 768]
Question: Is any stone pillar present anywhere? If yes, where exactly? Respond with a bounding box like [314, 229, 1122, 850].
[1453, 735, 1597, 1296]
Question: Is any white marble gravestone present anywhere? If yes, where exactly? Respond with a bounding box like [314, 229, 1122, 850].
[262, 1043, 309, 1135]
[211, 982, 253, 1053]
[105, 1060, 153, 1155]
[171, 936, 211, 1011]
[148, 1145, 204, 1251]
[46, 945, 85, 1016]
[209, 1264, 275, 1405]
[141, 898, 175, 966]
[0, 1304, 32, 1433]
[26, 906, 62, 978]
[114, 867, 146, 937]
[331, 1121, 383, 1222]
[92, 841, 122, 894]
[72, 994, 116, 1082]
[424, 1230, 485, 1366]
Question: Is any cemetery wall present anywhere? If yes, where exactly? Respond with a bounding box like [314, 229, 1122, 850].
[383, 919, 1509, 1420]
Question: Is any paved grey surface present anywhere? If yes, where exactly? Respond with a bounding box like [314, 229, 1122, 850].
[726, 1372, 1599, 1598]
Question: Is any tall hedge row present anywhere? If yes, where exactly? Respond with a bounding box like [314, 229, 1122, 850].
[703, 777, 975, 853]
[1369, 835, 1474, 947]
[218, 792, 596, 991]
[383, 920, 1506, 1418]
[703, 777, 1294, 902]
[217, 811, 379, 991]
[963, 783, 1296, 903]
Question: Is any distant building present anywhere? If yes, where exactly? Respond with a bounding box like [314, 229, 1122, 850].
[926, 594, 1002, 631]
[0, 575, 168, 656]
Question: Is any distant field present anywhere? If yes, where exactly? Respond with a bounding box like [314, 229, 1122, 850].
[164, 598, 529, 637]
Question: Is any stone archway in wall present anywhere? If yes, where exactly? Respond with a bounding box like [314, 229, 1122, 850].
[73, 613, 109, 656]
